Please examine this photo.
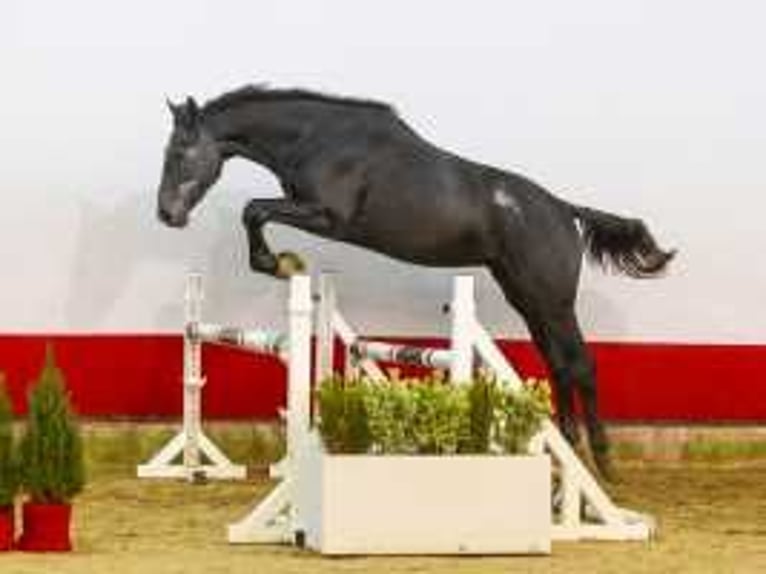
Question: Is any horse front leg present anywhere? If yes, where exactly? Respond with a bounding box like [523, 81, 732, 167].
[241, 198, 337, 278]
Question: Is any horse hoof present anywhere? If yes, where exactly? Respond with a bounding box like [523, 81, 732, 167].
[594, 451, 618, 483]
[275, 251, 306, 278]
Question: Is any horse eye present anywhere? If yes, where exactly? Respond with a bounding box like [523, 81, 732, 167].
[185, 147, 200, 160]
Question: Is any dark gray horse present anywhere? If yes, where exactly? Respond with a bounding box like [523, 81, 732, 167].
[157, 86, 674, 478]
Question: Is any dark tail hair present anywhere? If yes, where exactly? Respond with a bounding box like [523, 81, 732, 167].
[573, 205, 676, 278]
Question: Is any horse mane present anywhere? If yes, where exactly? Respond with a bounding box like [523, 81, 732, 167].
[201, 84, 395, 117]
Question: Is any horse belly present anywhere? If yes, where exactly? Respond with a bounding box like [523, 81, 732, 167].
[347, 197, 489, 267]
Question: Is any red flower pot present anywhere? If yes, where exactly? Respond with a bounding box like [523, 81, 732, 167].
[0, 505, 14, 551]
[16, 502, 72, 552]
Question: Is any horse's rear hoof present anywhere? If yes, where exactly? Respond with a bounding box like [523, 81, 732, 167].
[275, 251, 306, 278]
[594, 451, 618, 484]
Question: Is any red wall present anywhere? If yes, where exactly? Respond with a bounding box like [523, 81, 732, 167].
[1, 334, 764, 422]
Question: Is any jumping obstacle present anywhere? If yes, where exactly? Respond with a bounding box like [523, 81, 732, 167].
[136, 273, 305, 481]
[224, 272, 652, 545]
[315, 274, 653, 543]
[138, 270, 653, 543]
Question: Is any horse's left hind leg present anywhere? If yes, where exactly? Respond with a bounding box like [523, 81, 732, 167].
[490, 263, 613, 480]
[533, 309, 613, 480]
[550, 316, 613, 480]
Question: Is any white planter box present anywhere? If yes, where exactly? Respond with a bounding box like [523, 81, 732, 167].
[299, 446, 551, 555]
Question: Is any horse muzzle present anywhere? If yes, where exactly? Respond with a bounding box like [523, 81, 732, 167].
[157, 180, 200, 228]
[157, 200, 189, 228]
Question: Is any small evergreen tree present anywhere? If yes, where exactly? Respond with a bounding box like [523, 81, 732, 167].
[18, 346, 85, 503]
[0, 375, 18, 506]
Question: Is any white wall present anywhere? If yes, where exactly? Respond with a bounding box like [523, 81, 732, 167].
[1, 0, 764, 343]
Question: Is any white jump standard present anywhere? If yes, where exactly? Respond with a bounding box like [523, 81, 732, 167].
[137, 273, 291, 481]
[227, 275, 314, 543]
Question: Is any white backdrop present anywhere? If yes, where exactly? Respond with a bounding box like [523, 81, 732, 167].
[1, 0, 764, 343]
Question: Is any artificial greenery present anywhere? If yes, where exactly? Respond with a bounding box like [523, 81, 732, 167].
[316, 373, 551, 456]
[18, 345, 85, 503]
[0, 375, 18, 506]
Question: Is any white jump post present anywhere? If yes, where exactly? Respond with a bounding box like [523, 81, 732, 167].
[137, 272, 247, 480]
[227, 274, 313, 544]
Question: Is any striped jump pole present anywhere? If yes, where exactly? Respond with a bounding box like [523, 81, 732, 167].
[348, 340, 453, 370]
[190, 323, 289, 358]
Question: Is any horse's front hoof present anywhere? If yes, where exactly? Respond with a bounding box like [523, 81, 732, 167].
[275, 251, 306, 278]
[249, 253, 278, 275]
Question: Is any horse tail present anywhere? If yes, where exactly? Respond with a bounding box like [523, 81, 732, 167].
[571, 205, 676, 278]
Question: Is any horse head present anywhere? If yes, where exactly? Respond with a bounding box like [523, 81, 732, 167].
[157, 96, 223, 228]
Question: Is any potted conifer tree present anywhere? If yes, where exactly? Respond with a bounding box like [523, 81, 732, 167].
[0, 375, 18, 551]
[16, 346, 85, 552]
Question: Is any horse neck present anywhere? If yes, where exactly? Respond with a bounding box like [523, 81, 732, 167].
[203, 102, 318, 177]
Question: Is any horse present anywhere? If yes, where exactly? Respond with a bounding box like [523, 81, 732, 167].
[156, 86, 675, 479]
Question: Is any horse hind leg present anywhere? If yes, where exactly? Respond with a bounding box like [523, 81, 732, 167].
[517, 315, 580, 449]
[489, 263, 580, 443]
[564, 321, 613, 480]
[541, 311, 614, 481]
[489, 262, 613, 480]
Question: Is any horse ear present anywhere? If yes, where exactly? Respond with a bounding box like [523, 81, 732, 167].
[167, 98, 180, 118]
[185, 96, 200, 123]
[168, 96, 200, 130]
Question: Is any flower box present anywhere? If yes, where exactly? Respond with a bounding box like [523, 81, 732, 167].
[300, 447, 551, 555]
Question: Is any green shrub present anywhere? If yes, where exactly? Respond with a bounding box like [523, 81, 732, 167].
[0, 375, 18, 506]
[316, 373, 551, 456]
[409, 378, 468, 454]
[460, 373, 499, 454]
[316, 375, 372, 454]
[19, 345, 85, 503]
[496, 378, 552, 454]
[363, 378, 416, 454]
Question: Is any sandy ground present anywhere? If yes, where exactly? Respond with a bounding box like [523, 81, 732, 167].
[1, 461, 764, 574]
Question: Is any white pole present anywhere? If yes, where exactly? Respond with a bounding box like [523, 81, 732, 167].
[316, 273, 337, 384]
[183, 272, 205, 471]
[286, 275, 313, 536]
[450, 275, 475, 383]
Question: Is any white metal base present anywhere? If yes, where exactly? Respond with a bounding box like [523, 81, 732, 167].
[228, 480, 294, 544]
[137, 430, 247, 481]
[553, 507, 655, 541]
